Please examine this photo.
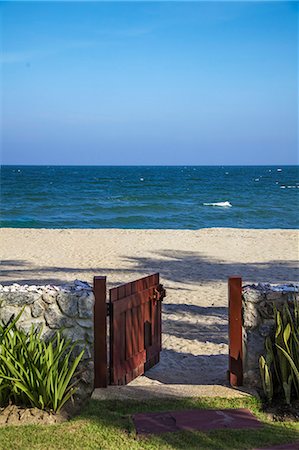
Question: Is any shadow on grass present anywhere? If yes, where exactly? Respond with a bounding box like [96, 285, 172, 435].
[0, 398, 298, 450]
[78, 398, 299, 450]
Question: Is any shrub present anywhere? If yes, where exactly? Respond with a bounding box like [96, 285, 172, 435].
[259, 298, 299, 404]
[0, 309, 84, 412]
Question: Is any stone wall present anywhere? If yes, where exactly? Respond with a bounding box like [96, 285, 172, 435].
[242, 283, 299, 388]
[0, 280, 95, 404]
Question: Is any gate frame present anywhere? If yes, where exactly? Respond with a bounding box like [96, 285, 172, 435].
[228, 276, 243, 386]
[94, 274, 242, 388]
[93, 276, 108, 388]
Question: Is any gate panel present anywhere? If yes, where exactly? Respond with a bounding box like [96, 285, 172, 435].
[109, 273, 165, 385]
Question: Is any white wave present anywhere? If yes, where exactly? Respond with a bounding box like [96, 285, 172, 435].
[140, 178, 144, 181]
[255, 178, 259, 182]
[277, 168, 282, 172]
[203, 201, 232, 207]
[280, 186, 286, 189]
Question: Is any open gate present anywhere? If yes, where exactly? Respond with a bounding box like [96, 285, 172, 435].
[93, 273, 165, 388]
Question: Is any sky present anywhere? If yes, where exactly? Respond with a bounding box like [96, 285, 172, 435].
[0, 1, 298, 165]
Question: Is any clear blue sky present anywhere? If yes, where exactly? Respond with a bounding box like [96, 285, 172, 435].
[1, 1, 298, 165]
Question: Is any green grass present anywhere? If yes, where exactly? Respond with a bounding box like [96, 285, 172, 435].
[0, 397, 298, 450]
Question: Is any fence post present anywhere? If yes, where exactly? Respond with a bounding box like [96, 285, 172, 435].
[93, 276, 107, 388]
[228, 276, 243, 386]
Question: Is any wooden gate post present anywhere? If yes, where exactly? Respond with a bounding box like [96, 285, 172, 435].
[228, 276, 243, 386]
[93, 276, 107, 388]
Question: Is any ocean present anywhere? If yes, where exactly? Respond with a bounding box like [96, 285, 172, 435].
[1, 165, 298, 229]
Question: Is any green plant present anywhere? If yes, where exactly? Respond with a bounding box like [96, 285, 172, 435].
[259, 296, 299, 404]
[0, 310, 84, 412]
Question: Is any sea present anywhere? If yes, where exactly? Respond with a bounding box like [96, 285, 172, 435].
[1, 165, 298, 229]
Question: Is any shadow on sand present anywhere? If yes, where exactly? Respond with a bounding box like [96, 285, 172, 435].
[1, 252, 297, 386]
[1, 250, 298, 285]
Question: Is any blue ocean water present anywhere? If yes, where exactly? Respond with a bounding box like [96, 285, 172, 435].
[1, 166, 298, 229]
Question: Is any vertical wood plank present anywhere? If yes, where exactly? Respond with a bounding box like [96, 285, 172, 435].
[152, 295, 157, 348]
[137, 302, 144, 352]
[112, 311, 125, 383]
[158, 298, 162, 350]
[156, 274, 162, 350]
[143, 276, 149, 290]
[93, 276, 107, 388]
[126, 308, 133, 359]
[228, 276, 243, 386]
[131, 306, 139, 355]
[131, 280, 137, 294]
[144, 295, 152, 349]
[125, 283, 132, 297]
[118, 285, 126, 300]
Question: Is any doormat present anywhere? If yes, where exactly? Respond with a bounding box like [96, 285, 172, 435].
[132, 408, 263, 435]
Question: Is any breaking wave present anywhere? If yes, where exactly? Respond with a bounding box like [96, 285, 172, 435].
[203, 201, 232, 207]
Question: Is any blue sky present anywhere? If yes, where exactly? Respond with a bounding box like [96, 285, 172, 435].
[1, 1, 298, 165]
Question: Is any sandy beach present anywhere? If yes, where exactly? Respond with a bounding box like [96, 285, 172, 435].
[1, 228, 298, 388]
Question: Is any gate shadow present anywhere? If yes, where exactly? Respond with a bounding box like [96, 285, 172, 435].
[142, 349, 228, 385]
[162, 304, 228, 344]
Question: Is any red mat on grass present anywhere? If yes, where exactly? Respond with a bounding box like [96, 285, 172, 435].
[132, 408, 263, 435]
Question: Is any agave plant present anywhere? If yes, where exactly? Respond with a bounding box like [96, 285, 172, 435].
[259, 337, 274, 403]
[0, 310, 85, 412]
[259, 296, 299, 404]
[0, 308, 25, 405]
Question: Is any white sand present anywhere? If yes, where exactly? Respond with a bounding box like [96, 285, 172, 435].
[1, 228, 298, 391]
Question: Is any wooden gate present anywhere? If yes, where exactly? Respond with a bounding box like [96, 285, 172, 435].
[93, 273, 165, 388]
[109, 273, 165, 385]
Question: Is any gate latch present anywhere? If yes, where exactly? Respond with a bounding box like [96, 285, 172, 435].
[152, 284, 166, 303]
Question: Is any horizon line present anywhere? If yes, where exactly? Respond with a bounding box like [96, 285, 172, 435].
[1, 164, 298, 167]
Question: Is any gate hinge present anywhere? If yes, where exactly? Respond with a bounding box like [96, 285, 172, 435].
[106, 302, 111, 316]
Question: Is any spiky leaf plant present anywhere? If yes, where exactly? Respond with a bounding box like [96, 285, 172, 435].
[0, 310, 85, 412]
[259, 296, 299, 404]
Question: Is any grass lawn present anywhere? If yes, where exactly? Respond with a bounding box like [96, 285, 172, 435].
[0, 397, 298, 450]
